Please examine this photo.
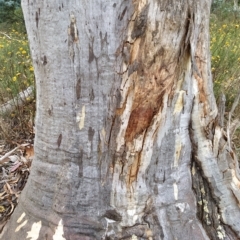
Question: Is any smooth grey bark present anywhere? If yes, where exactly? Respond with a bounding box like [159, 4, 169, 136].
[1, 0, 240, 239]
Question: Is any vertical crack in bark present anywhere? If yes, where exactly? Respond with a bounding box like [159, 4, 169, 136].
[191, 158, 239, 240]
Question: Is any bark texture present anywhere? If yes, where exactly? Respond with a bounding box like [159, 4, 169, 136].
[2, 0, 240, 239]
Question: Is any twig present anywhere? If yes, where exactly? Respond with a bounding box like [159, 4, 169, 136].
[230, 118, 240, 137]
[229, 91, 240, 117]
[0, 143, 29, 165]
[227, 90, 240, 149]
[0, 31, 21, 42]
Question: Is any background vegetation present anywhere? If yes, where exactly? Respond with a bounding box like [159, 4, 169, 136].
[0, 0, 22, 23]
[0, 1, 35, 144]
[210, 1, 240, 155]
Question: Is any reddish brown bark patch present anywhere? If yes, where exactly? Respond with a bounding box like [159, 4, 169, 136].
[128, 154, 141, 186]
[125, 107, 154, 142]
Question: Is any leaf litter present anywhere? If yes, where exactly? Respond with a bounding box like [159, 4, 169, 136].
[0, 143, 33, 232]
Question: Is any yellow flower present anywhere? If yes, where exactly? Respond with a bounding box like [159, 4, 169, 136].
[22, 50, 27, 54]
[236, 25, 239, 28]
[0, 206, 5, 213]
[29, 66, 34, 72]
[19, 47, 23, 51]
[12, 76, 17, 81]
[222, 24, 227, 29]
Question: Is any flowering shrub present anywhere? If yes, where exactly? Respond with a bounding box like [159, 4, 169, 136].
[210, 9, 240, 155]
[0, 22, 35, 141]
[210, 18, 240, 109]
[210, 12, 240, 109]
[0, 23, 34, 104]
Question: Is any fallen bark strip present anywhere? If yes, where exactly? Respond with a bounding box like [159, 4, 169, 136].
[0, 86, 34, 115]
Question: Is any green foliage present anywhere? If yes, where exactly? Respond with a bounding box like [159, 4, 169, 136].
[211, 1, 240, 20]
[0, 20, 35, 140]
[210, 1, 240, 110]
[0, 26, 34, 101]
[210, 18, 240, 109]
[0, 0, 22, 23]
[210, 3, 240, 155]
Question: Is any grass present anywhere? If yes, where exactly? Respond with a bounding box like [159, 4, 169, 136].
[0, 24, 34, 102]
[210, 3, 240, 111]
[210, 17, 240, 109]
[0, 20, 35, 143]
[210, 3, 240, 155]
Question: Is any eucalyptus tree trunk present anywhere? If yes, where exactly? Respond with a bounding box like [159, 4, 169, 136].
[234, 0, 239, 11]
[2, 0, 240, 239]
